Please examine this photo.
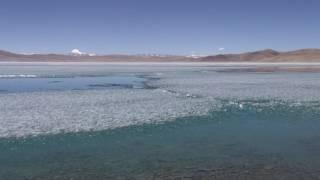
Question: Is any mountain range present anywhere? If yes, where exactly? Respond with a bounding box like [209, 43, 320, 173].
[1, 49, 320, 62]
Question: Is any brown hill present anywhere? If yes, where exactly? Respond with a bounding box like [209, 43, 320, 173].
[1, 49, 320, 62]
[201, 49, 280, 62]
[201, 49, 320, 62]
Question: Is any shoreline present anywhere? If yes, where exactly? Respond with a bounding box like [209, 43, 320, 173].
[2, 61, 320, 66]
[2, 62, 320, 73]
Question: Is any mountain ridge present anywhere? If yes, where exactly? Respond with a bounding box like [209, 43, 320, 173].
[1, 49, 320, 62]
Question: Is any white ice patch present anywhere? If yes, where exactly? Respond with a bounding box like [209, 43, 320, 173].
[0, 74, 37, 78]
[0, 89, 213, 138]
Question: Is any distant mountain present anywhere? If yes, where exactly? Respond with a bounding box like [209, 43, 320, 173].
[1, 49, 320, 62]
[201, 49, 320, 62]
[0, 50, 188, 62]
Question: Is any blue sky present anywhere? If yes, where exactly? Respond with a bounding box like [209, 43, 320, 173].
[0, 0, 319, 55]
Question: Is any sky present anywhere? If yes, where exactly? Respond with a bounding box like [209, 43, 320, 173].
[0, 0, 320, 55]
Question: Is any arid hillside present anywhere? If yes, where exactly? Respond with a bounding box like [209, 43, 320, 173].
[1, 49, 320, 62]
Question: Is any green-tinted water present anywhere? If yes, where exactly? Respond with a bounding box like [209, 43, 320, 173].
[1, 99, 320, 179]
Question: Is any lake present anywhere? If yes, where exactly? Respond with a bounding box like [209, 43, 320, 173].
[1, 63, 320, 179]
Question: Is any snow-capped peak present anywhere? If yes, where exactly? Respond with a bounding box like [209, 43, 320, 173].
[71, 49, 96, 56]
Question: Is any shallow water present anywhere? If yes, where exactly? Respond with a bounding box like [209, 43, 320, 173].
[1, 63, 320, 179]
[0, 75, 146, 93]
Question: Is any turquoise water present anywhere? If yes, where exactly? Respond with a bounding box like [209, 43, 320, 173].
[1, 99, 320, 179]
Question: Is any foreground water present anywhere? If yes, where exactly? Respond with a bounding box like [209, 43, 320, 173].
[1, 63, 320, 179]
